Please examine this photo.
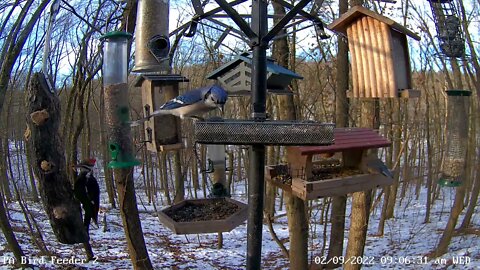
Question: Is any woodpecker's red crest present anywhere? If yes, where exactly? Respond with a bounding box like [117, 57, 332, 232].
[74, 158, 96, 171]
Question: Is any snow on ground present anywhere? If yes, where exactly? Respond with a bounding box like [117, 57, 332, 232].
[1, 175, 479, 269]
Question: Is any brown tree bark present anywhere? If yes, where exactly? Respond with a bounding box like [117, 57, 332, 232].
[104, 82, 153, 269]
[0, 189, 28, 267]
[26, 72, 88, 244]
[325, 0, 350, 266]
[271, 1, 308, 268]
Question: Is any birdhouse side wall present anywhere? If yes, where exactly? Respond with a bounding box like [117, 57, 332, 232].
[141, 81, 181, 152]
[218, 63, 251, 95]
[346, 17, 398, 98]
[391, 30, 412, 90]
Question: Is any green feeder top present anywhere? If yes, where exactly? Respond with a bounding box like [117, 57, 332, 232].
[446, 90, 472, 96]
[438, 177, 462, 187]
[100, 31, 133, 41]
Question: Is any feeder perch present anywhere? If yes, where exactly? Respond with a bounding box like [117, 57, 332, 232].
[195, 120, 334, 145]
[157, 198, 248, 234]
[329, 6, 420, 98]
[206, 52, 303, 96]
[134, 74, 189, 152]
[441, 89, 471, 184]
[265, 165, 293, 193]
[108, 142, 140, 169]
[278, 128, 393, 200]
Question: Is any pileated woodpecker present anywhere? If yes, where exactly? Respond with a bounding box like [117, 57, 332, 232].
[73, 158, 100, 231]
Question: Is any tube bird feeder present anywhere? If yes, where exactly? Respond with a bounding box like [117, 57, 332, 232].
[207, 144, 228, 197]
[427, 0, 465, 58]
[132, 0, 170, 73]
[439, 90, 471, 187]
[101, 31, 140, 168]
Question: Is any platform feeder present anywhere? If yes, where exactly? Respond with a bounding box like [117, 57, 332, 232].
[266, 128, 394, 200]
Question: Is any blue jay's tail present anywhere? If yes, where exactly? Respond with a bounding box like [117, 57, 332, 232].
[364, 155, 394, 179]
[129, 117, 149, 127]
[129, 109, 169, 127]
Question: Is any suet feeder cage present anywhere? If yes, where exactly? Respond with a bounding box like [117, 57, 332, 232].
[440, 90, 471, 185]
[101, 31, 140, 168]
[427, 0, 465, 58]
[329, 6, 421, 98]
[157, 198, 248, 234]
[266, 128, 393, 200]
[207, 52, 303, 96]
[134, 74, 189, 152]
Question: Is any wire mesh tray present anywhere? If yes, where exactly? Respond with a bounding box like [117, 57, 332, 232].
[195, 120, 334, 145]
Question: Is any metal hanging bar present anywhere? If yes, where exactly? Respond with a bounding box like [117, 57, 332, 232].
[213, 0, 257, 39]
[263, 0, 313, 42]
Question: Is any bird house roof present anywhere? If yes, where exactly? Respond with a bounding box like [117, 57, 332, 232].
[207, 52, 303, 80]
[328, 6, 421, 41]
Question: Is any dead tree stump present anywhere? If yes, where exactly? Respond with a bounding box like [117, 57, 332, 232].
[25, 72, 88, 244]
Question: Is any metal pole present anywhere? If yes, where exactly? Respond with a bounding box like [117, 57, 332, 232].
[247, 0, 268, 269]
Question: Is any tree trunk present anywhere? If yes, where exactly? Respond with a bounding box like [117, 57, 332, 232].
[99, 76, 116, 208]
[271, 1, 308, 268]
[173, 151, 184, 203]
[285, 191, 308, 269]
[344, 191, 372, 270]
[25, 72, 88, 244]
[345, 99, 377, 270]
[326, 0, 349, 266]
[0, 139, 11, 201]
[0, 189, 28, 267]
[104, 82, 153, 269]
[459, 155, 480, 229]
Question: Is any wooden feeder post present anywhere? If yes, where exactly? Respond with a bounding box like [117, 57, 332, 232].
[329, 6, 421, 98]
[101, 31, 153, 270]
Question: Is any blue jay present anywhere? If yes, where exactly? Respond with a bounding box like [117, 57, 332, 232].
[361, 154, 394, 179]
[130, 85, 228, 127]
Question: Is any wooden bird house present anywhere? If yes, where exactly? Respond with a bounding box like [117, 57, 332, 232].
[329, 6, 421, 98]
[134, 74, 188, 152]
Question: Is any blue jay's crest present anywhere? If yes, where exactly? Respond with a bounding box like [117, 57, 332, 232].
[129, 85, 228, 127]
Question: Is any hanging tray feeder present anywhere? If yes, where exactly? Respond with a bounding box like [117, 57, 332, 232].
[157, 198, 248, 234]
